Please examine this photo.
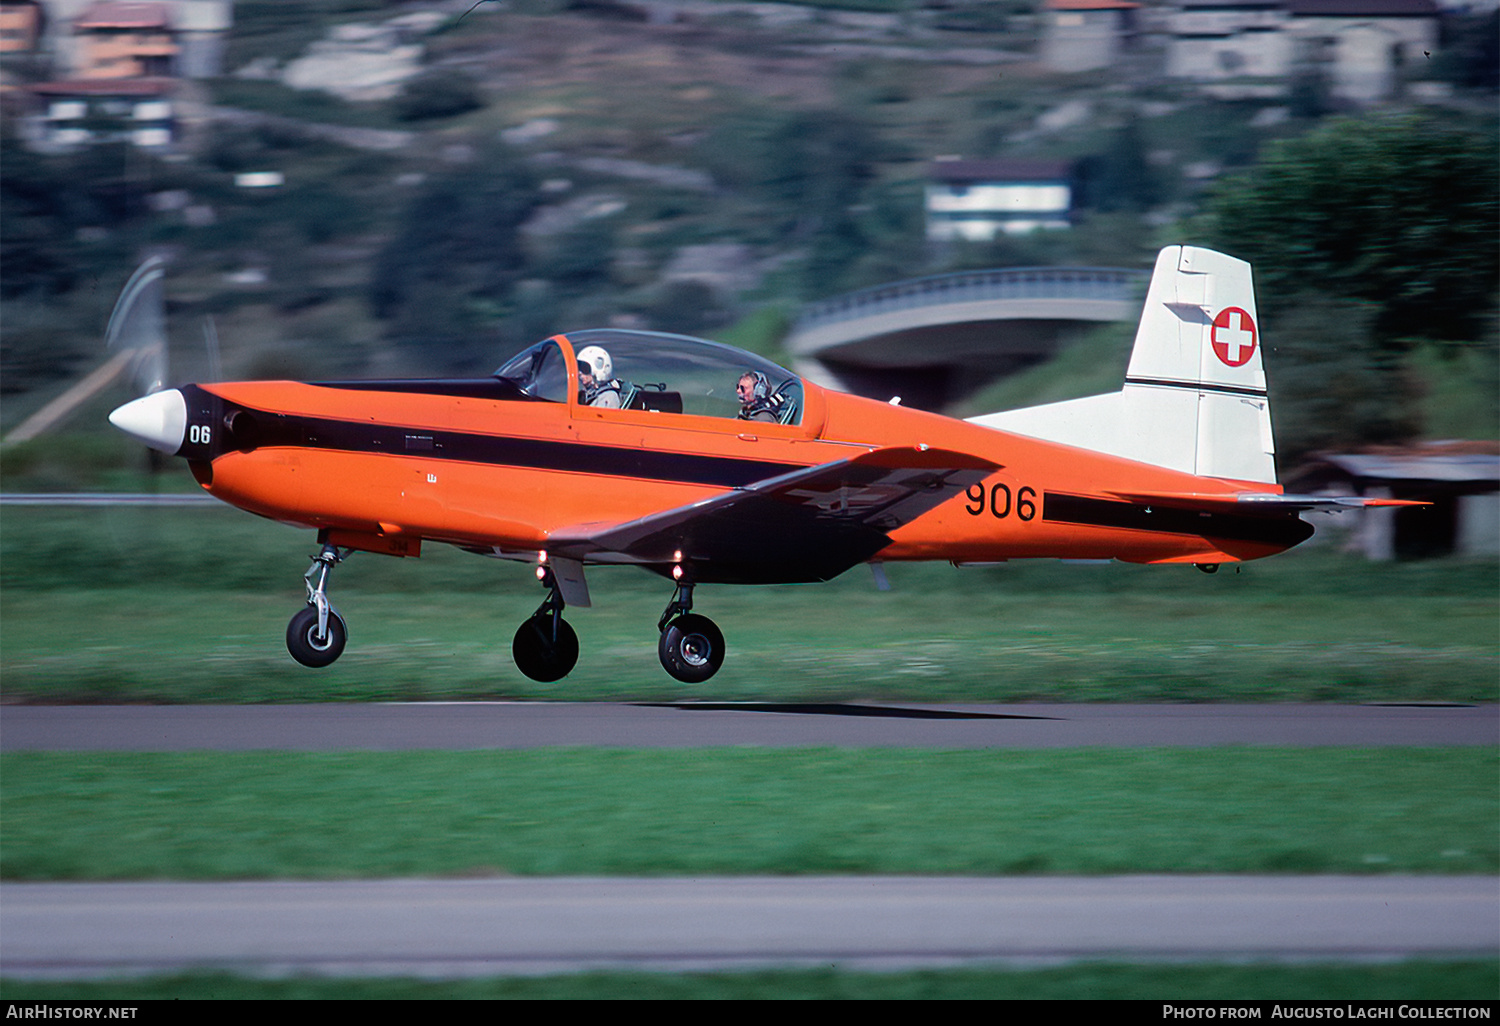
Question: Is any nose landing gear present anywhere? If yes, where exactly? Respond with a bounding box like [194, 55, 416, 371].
[287, 544, 349, 667]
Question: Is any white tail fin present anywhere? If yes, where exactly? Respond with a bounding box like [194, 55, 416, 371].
[968, 245, 1276, 484]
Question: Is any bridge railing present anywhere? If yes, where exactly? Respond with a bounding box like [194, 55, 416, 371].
[793, 267, 1148, 332]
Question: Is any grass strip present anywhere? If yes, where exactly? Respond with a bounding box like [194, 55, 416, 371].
[2, 962, 1497, 1000]
[3, 748, 1494, 880]
[2, 508, 1495, 703]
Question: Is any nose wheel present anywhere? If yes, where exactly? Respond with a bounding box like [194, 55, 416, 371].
[287, 543, 350, 668]
[657, 581, 725, 683]
[287, 605, 348, 667]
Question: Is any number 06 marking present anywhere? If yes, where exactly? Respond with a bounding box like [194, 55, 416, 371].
[189, 425, 212, 445]
[965, 483, 1037, 521]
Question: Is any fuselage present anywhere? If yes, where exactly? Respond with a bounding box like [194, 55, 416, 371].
[111, 329, 1309, 574]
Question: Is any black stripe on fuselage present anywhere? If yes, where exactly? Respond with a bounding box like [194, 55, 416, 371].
[208, 391, 805, 489]
[311, 378, 542, 401]
[1125, 376, 1268, 399]
[1043, 492, 1313, 547]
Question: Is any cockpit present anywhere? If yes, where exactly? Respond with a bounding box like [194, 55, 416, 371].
[494, 329, 804, 427]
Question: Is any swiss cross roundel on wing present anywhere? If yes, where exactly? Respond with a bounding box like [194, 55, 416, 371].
[1211, 307, 1257, 367]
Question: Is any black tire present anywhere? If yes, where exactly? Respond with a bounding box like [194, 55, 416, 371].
[658, 613, 725, 684]
[287, 605, 348, 668]
[512, 614, 580, 682]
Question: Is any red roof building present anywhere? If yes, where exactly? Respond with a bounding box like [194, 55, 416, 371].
[72, 1, 177, 80]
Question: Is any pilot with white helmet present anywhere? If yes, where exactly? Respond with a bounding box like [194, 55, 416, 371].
[576, 345, 622, 408]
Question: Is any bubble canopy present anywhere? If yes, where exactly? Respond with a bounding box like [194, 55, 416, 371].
[494, 329, 804, 425]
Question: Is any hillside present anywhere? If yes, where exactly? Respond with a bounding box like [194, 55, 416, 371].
[1, 0, 1495, 481]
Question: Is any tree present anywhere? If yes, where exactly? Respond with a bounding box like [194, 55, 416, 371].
[394, 69, 483, 123]
[1190, 112, 1498, 454]
[699, 108, 890, 296]
[1073, 119, 1161, 214]
[369, 144, 540, 365]
[1192, 112, 1498, 348]
[1264, 296, 1416, 458]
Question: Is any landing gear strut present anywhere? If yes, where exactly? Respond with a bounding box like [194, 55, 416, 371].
[512, 566, 579, 682]
[657, 580, 725, 684]
[287, 543, 349, 667]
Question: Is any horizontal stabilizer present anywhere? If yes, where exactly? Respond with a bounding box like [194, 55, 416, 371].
[1105, 489, 1428, 513]
[550, 446, 997, 583]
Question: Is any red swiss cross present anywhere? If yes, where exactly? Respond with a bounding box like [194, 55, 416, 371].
[1211, 307, 1257, 368]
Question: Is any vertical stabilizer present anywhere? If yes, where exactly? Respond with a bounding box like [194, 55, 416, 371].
[968, 245, 1277, 484]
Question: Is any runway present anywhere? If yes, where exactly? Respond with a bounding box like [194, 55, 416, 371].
[5, 876, 1496, 978]
[4, 702, 1494, 978]
[3, 701, 1495, 751]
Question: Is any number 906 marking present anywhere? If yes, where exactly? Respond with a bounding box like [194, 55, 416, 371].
[965, 482, 1037, 521]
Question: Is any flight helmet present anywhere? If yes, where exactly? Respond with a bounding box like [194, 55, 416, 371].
[576, 345, 613, 381]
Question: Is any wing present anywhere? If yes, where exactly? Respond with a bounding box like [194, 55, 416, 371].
[549, 446, 997, 584]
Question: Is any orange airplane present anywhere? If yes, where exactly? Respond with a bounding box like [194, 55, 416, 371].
[108, 246, 1412, 683]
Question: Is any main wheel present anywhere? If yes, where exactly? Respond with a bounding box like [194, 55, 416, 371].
[287, 605, 348, 668]
[658, 613, 725, 683]
[512, 614, 579, 682]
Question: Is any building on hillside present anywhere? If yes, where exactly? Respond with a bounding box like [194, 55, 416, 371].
[22, 1, 229, 150]
[1164, 0, 1441, 104]
[1287, 0, 1441, 103]
[1041, 0, 1141, 73]
[925, 158, 1074, 242]
[71, 1, 177, 79]
[165, 0, 229, 79]
[33, 0, 229, 78]
[0, 0, 44, 53]
[1286, 442, 1500, 560]
[30, 73, 173, 147]
[1165, 0, 1292, 89]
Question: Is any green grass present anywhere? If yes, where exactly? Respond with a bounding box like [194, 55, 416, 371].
[3, 503, 1492, 996]
[2, 962, 1496, 999]
[1, 505, 1494, 703]
[1408, 344, 1500, 441]
[3, 748, 1493, 880]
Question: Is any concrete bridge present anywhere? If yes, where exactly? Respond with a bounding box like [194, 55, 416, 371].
[785, 266, 1148, 409]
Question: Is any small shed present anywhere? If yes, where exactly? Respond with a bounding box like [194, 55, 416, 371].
[1286, 442, 1500, 560]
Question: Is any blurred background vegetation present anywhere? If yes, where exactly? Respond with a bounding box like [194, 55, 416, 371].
[1, 0, 1495, 478]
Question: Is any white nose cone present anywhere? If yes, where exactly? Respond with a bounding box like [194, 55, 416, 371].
[108, 389, 187, 454]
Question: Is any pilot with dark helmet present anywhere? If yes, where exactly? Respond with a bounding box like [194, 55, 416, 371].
[736, 370, 780, 423]
[577, 345, 622, 408]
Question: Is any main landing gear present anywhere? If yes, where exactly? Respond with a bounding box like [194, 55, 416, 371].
[511, 566, 580, 683]
[287, 544, 350, 668]
[506, 566, 726, 684]
[656, 580, 725, 684]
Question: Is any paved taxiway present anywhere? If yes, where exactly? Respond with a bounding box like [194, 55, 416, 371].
[5, 876, 1496, 977]
[4, 703, 1494, 977]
